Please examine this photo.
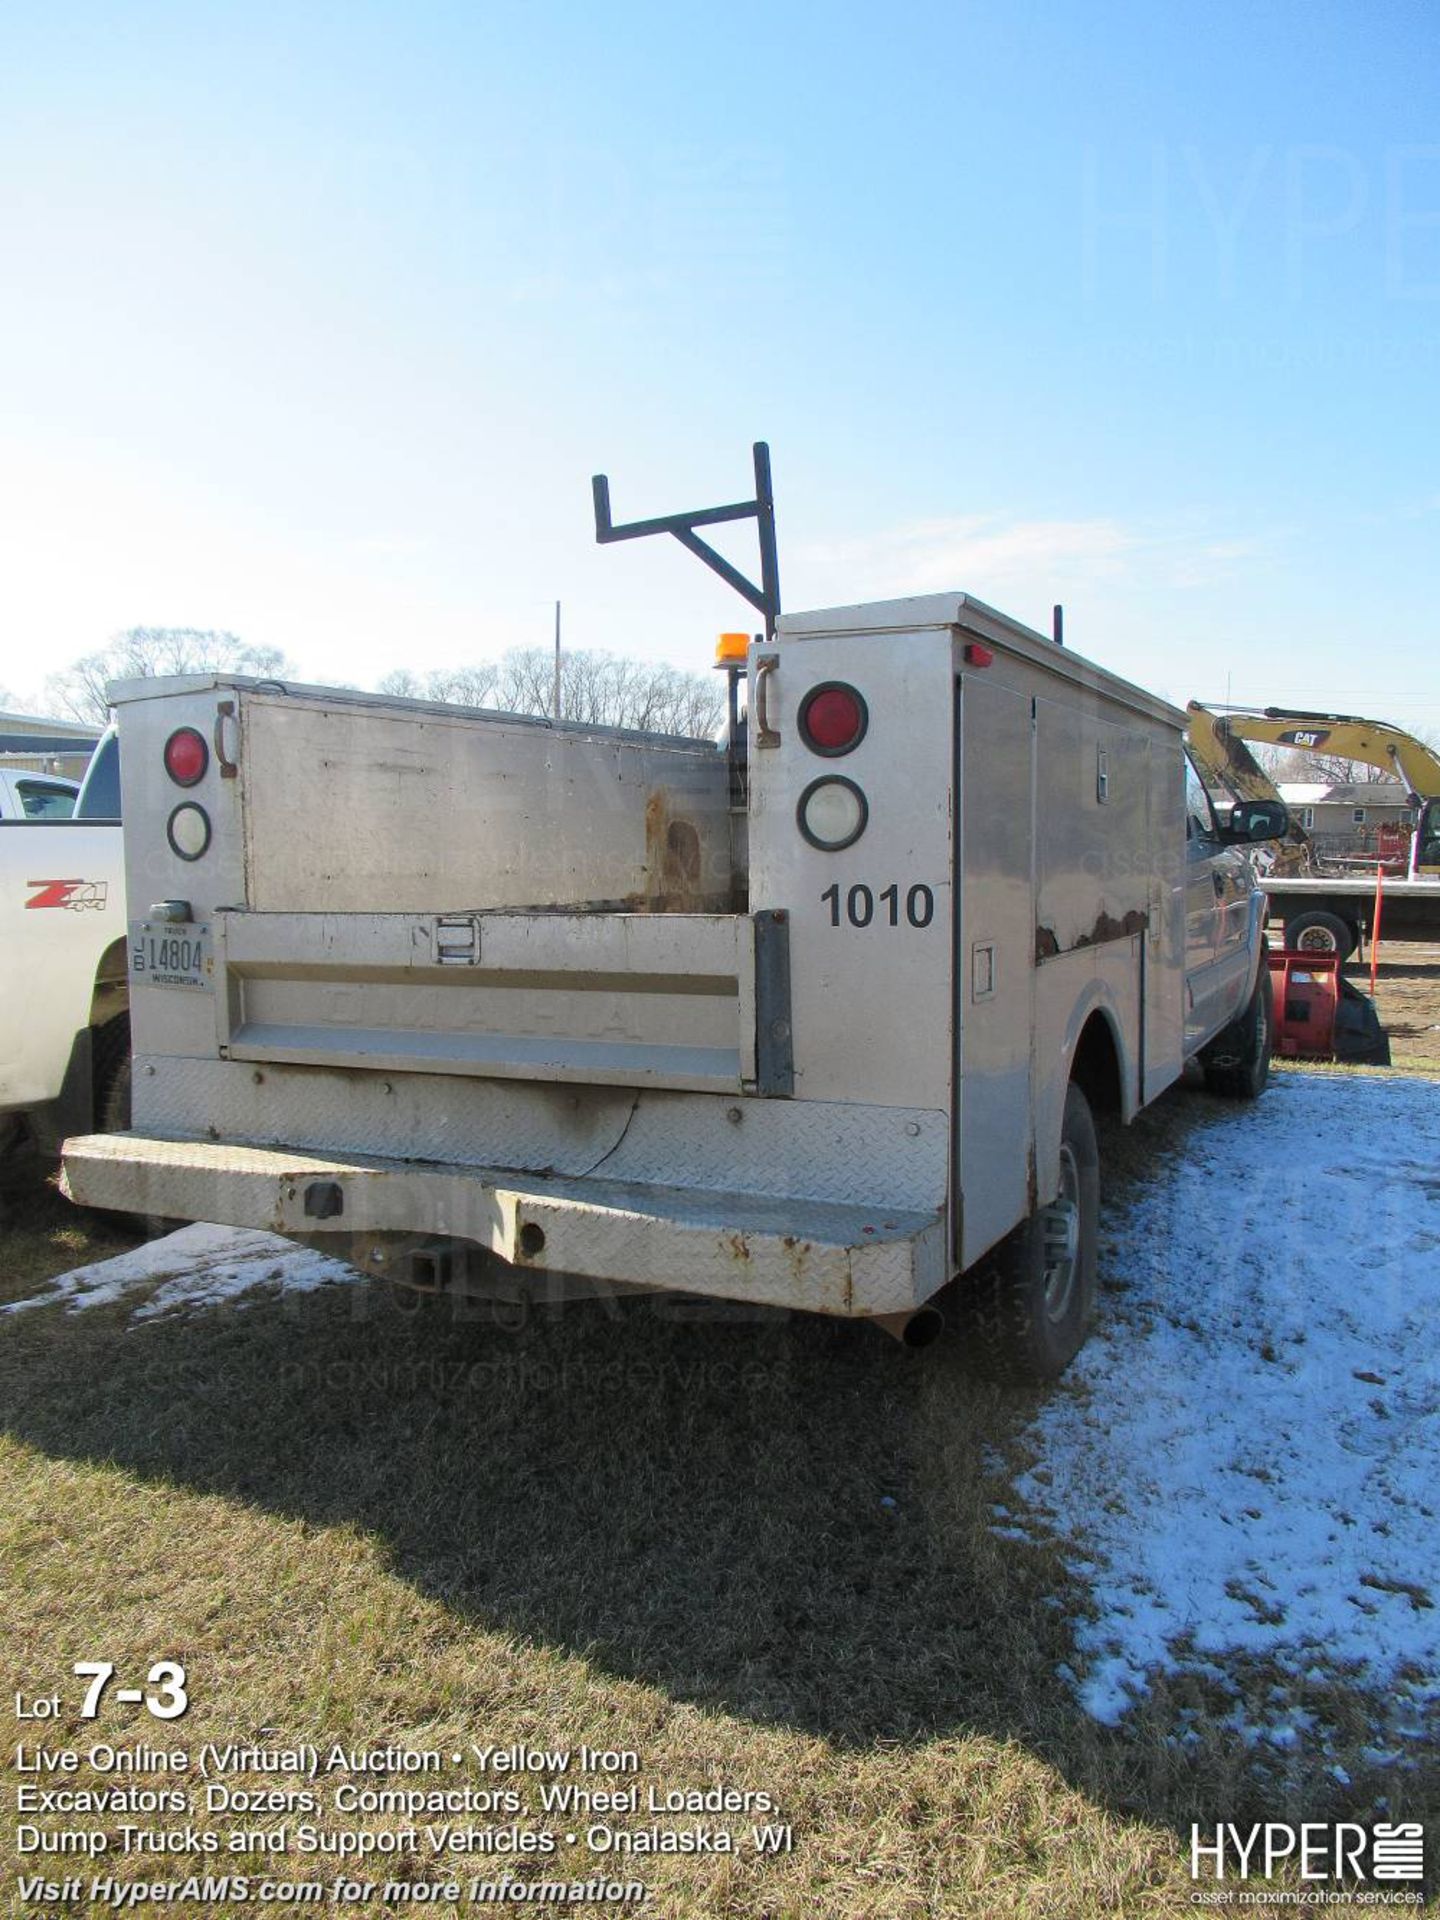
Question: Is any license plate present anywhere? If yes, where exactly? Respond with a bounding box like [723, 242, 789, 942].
[131, 922, 214, 991]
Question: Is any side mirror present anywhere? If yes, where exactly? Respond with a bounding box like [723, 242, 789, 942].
[1222, 799, 1289, 844]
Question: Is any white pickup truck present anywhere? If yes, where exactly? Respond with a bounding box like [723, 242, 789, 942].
[0, 767, 79, 820]
[1, 733, 129, 1156]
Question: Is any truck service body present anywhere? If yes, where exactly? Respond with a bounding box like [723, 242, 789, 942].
[62, 592, 1272, 1372]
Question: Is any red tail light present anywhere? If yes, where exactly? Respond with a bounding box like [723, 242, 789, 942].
[164, 727, 209, 787]
[799, 682, 868, 756]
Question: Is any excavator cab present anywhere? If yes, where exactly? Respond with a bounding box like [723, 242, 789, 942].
[1416, 797, 1440, 877]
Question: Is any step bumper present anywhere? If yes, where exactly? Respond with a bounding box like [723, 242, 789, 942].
[61, 1131, 948, 1318]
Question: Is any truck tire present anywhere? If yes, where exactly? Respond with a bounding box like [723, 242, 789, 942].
[1202, 960, 1273, 1100]
[962, 1082, 1099, 1385]
[1283, 908, 1356, 960]
[93, 1013, 132, 1132]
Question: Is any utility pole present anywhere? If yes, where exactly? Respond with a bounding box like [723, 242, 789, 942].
[553, 600, 562, 721]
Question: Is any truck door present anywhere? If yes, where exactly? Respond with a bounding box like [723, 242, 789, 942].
[1183, 753, 1224, 1047]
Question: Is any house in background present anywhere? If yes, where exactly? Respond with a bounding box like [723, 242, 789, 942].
[0, 710, 102, 783]
[1278, 779, 1414, 861]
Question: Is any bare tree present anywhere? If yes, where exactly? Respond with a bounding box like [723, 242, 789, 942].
[374, 649, 723, 738]
[499, 648, 724, 736]
[46, 628, 291, 725]
[1264, 745, 1405, 788]
[378, 665, 500, 707]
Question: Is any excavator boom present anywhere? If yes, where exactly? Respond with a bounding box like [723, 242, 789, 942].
[1226, 708, 1440, 801]
[1185, 703, 1313, 869]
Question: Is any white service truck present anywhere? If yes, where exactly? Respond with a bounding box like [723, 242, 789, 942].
[61, 580, 1279, 1380]
[1, 732, 130, 1155]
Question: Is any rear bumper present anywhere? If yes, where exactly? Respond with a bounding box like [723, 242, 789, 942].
[61, 1132, 948, 1318]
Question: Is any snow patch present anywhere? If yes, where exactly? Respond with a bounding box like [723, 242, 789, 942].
[1002, 1074, 1440, 1732]
[5, 1222, 355, 1322]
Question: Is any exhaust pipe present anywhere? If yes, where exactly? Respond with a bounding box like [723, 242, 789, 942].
[872, 1305, 945, 1350]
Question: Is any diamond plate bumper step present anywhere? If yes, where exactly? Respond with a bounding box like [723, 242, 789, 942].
[61, 1132, 947, 1317]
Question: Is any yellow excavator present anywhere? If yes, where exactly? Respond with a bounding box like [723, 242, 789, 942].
[1188, 704, 1440, 877]
[1186, 702, 1440, 957]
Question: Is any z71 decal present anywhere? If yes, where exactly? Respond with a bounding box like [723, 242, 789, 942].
[25, 878, 109, 912]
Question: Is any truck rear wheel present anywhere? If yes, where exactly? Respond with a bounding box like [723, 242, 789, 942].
[93, 1013, 131, 1132]
[962, 1082, 1099, 1384]
[1284, 908, 1356, 960]
[1202, 959, 1273, 1100]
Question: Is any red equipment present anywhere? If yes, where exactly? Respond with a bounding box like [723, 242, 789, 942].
[1375, 822, 1410, 866]
[1267, 950, 1340, 1057]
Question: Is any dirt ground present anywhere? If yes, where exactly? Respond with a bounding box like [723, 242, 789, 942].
[1354, 939, 1440, 1070]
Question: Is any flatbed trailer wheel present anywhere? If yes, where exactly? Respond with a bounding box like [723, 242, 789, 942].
[1283, 908, 1357, 960]
[962, 1081, 1099, 1384]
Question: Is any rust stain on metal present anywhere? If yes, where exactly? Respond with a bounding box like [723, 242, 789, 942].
[724, 1231, 752, 1263]
[1036, 907, 1148, 964]
[1083, 906, 1149, 946]
[641, 787, 707, 913]
[665, 817, 701, 893]
[781, 1235, 813, 1284]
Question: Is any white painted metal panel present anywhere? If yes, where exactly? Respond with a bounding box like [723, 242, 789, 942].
[0, 821, 125, 1111]
[240, 691, 736, 915]
[747, 627, 955, 1111]
[956, 674, 1036, 1268]
[214, 909, 754, 1093]
[130, 1057, 949, 1211]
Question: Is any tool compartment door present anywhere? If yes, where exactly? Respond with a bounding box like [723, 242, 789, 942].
[955, 674, 1036, 1269]
[211, 909, 758, 1094]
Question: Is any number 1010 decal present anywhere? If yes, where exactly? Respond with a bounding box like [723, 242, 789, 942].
[821, 882, 935, 929]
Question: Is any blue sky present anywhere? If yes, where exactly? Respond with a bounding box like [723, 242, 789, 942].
[1, 0, 1436, 727]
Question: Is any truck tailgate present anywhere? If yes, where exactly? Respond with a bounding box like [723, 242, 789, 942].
[209, 908, 775, 1094]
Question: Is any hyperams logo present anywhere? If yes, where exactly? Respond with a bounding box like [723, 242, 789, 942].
[25, 879, 109, 911]
[1191, 1821, 1424, 1885]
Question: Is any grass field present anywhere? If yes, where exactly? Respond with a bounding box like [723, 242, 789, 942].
[3, 953, 1438, 1916]
[1367, 942, 1440, 1072]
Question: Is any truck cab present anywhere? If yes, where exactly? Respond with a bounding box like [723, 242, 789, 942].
[1183, 751, 1274, 1049]
[0, 768, 79, 819]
